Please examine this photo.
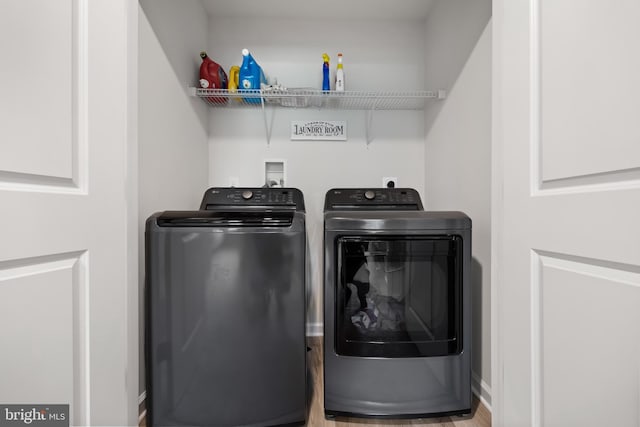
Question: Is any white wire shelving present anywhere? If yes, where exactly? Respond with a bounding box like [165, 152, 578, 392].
[189, 88, 446, 144]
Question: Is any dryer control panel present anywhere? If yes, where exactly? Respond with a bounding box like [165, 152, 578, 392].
[200, 187, 305, 211]
[324, 188, 423, 211]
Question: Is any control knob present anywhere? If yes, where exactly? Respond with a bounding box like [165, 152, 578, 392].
[241, 190, 253, 200]
[364, 190, 375, 200]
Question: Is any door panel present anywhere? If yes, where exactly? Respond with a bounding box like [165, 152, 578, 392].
[0, 1, 137, 425]
[494, 0, 640, 426]
[0, 253, 87, 408]
[540, 1, 640, 182]
[536, 254, 640, 426]
[0, 1, 74, 181]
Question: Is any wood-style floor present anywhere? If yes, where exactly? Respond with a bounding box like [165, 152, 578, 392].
[140, 336, 491, 427]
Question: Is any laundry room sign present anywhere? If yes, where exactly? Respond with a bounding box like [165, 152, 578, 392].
[290, 120, 347, 140]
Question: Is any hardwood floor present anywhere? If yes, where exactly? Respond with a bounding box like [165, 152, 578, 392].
[140, 337, 491, 427]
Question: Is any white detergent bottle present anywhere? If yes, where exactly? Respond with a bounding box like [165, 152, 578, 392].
[335, 53, 345, 92]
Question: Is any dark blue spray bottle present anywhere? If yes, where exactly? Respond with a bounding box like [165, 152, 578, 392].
[322, 53, 330, 91]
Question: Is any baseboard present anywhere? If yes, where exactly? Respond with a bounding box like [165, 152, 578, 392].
[306, 322, 323, 337]
[471, 371, 492, 412]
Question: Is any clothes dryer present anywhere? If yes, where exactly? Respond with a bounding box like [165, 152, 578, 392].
[323, 188, 471, 418]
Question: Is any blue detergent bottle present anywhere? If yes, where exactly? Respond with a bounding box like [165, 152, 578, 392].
[239, 48, 266, 104]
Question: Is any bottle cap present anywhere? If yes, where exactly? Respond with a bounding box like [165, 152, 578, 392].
[242, 48, 249, 56]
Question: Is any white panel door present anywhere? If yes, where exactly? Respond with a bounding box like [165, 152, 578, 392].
[493, 1, 640, 426]
[0, 1, 138, 425]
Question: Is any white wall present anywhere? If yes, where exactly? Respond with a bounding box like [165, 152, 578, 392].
[207, 17, 428, 332]
[138, 0, 210, 396]
[424, 21, 492, 407]
[424, 0, 492, 134]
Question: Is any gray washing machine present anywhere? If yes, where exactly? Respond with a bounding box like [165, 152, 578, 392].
[146, 187, 307, 427]
[323, 188, 471, 418]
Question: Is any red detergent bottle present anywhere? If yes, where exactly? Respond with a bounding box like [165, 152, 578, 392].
[199, 51, 228, 104]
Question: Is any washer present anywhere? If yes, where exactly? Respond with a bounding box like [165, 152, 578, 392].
[323, 188, 471, 418]
[146, 187, 307, 427]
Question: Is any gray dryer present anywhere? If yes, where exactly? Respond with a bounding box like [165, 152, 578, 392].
[323, 188, 471, 419]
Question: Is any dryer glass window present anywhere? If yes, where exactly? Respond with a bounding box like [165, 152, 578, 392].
[336, 236, 462, 357]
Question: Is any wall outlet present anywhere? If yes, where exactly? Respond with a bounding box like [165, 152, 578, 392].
[383, 177, 398, 188]
[228, 176, 240, 187]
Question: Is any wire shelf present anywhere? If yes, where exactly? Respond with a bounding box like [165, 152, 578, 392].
[193, 88, 445, 110]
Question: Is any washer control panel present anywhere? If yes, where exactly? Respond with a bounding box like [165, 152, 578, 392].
[324, 188, 423, 211]
[200, 188, 305, 211]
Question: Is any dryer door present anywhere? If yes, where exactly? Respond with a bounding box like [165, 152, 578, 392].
[335, 235, 462, 358]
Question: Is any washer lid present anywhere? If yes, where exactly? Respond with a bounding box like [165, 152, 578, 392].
[156, 210, 296, 227]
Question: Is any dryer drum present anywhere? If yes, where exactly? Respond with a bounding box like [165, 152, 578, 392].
[336, 235, 462, 358]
